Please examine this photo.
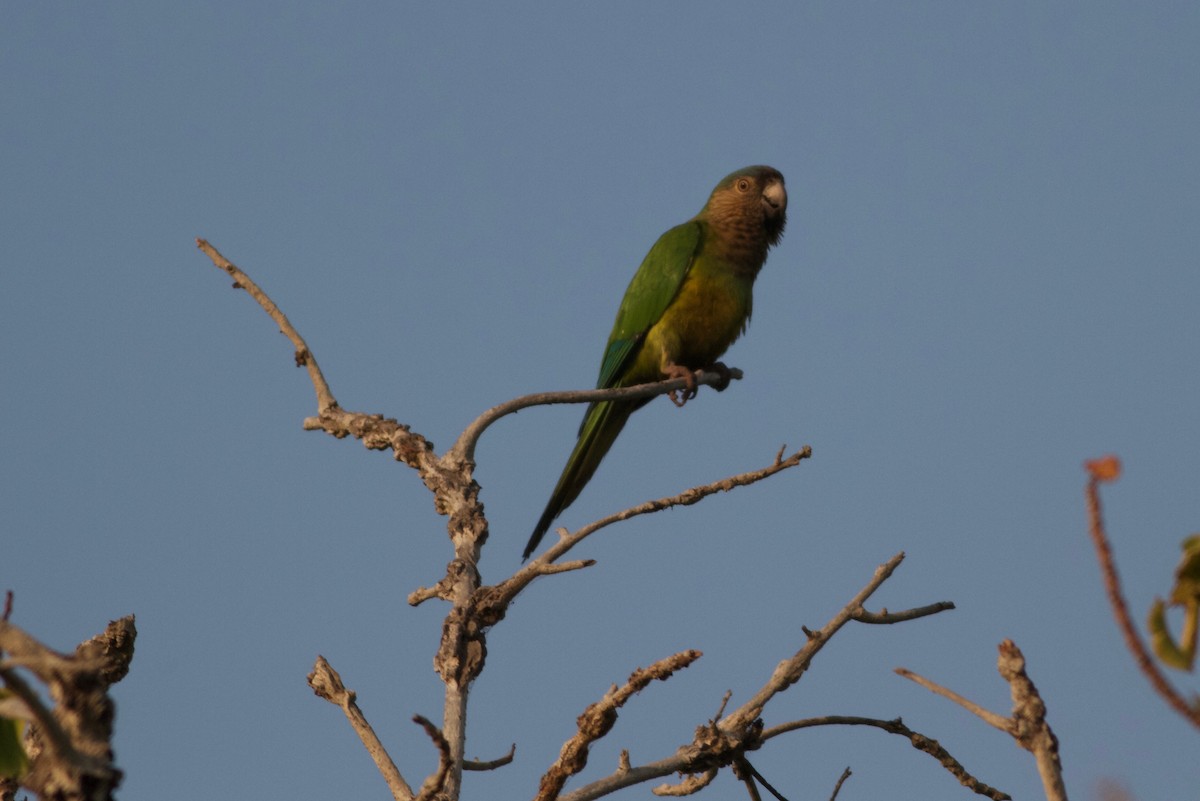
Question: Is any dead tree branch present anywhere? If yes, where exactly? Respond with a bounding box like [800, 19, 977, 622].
[412, 715, 452, 801]
[535, 651, 702, 801]
[764, 716, 1008, 800]
[827, 767, 852, 801]
[196, 238, 338, 414]
[557, 554, 968, 801]
[198, 240, 809, 800]
[463, 744, 516, 771]
[467, 447, 811, 615]
[0, 616, 136, 801]
[897, 640, 1065, 801]
[853, 601, 955, 624]
[449, 371, 744, 465]
[307, 656, 414, 801]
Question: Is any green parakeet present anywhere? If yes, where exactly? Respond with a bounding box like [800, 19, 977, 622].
[524, 165, 788, 560]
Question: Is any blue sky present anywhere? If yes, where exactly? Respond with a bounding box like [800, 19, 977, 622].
[3, 3, 1198, 799]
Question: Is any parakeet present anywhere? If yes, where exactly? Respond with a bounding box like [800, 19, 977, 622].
[524, 165, 788, 560]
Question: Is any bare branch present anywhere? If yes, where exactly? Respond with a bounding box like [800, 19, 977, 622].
[475, 448, 810, 622]
[853, 601, 955, 624]
[997, 640, 1066, 801]
[898, 641, 1066, 801]
[0, 616, 135, 801]
[561, 555, 959, 801]
[763, 716, 1009, 800]
[196, 238, 339, 414]
[1084, 462, 1200, 729]
[894, 668, 1011, 732]
[733, 759, 763, 801]
[521, 446, 810, 574]
[463, 743, 516, 771]
[532, 559, 597, 575]
[734, 757, 789, 801]
[198, 244, 980, 801]
[536, 651, 702, 801]
[653, 768, 716, 796]
[412, 715, 452, 801]
[827, 767, 852, 801]
[721, 553, 903, 733]
[307, 656, 415, 801]
[197, 241, 490, 798]
[448, 369, 743, 464]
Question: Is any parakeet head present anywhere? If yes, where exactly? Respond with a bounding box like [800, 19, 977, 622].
[705, 165, 788, 247]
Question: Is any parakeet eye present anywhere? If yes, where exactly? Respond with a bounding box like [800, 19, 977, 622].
[735, 178, 752, 192]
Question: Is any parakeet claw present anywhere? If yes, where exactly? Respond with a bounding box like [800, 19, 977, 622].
[663, 364, 699, 407]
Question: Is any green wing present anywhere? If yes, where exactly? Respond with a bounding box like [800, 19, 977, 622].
[595, 220, 702, 390]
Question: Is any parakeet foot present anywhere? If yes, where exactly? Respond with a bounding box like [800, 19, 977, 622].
[663, 363, 699, 407]
[706, 361, 733, 392]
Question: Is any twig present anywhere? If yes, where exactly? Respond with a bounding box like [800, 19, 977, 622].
[735, 757, 789, 801]
[1083, 457, 1200, 729]
[195, 238, 338, 414]
[894, 669, 1011, 731]
[765, 716, 1008, 800]
[412, 715, 452, 801]
[853, 601, 955, 624]
[463, 744, 515, 771]
[307, 656, 414, 801]
[733, 758, 763, 801]
[827, 767, 852, 801]
[529, 446, 810, 568]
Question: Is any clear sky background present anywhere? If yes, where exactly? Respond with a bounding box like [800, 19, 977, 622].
[3, 4, 1198, 800]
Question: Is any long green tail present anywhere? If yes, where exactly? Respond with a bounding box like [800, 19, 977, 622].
[524, 399, 638, 560]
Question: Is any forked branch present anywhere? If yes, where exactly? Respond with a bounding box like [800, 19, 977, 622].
[557, 554, 973, 801]
[897, 640, 1064, 801]
[198, 240, 810, 801]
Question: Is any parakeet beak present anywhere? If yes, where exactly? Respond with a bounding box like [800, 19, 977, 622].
[762, 181, 787, 217]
